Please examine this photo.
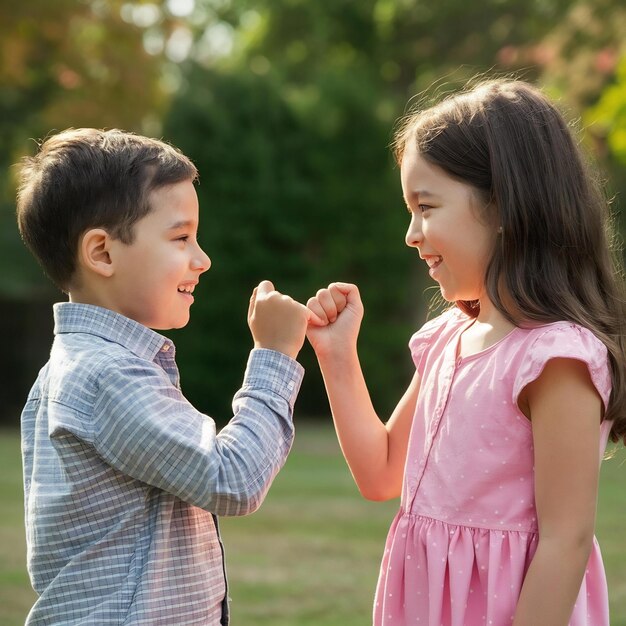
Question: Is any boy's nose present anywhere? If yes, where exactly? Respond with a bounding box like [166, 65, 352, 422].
[193, 245, 211, 273]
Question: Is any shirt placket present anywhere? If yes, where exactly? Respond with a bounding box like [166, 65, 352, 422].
[155, 343, 180, 388]
[405, 342, 459, 512]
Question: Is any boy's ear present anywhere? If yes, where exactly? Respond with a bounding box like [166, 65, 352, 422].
[79, 228, 115, 278]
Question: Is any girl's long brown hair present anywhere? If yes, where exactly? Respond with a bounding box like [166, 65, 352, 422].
[395, 79, 626, 444]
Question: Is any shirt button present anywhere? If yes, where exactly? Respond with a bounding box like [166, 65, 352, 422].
[161, 344, 170, 352]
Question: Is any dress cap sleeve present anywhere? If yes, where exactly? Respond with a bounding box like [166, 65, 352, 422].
[513, 323, 611, 411]
[408, 307, 467, 372]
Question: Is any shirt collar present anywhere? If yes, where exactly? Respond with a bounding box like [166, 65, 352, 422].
[53, 302, 175, 362]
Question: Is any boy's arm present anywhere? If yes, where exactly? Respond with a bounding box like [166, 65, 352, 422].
[92, 348, 303, 516]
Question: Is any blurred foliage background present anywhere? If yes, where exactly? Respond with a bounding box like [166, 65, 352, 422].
[2, 0, 626, 423]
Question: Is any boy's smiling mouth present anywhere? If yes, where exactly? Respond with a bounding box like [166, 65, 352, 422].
[177, 283, 197, 294]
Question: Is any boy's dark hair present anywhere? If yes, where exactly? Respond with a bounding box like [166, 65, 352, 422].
[394, 78, 626, 442]
[16, 128, 198, 292]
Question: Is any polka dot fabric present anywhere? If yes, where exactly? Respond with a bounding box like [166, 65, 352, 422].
[374, 308, 612, 626]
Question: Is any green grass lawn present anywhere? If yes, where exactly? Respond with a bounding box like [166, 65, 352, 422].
[2, 423, 625, 626]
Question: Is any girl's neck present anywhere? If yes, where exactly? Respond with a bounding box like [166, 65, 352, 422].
[457, 297, 516, 359]
[474, 296, 507, 326]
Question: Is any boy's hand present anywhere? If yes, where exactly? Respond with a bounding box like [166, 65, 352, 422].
[306, 282, 364, 358]
[248, 280, 310, 359]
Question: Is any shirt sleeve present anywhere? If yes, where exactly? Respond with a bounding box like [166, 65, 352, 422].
[512, 324, 612, 412]
[92, 348, 303, 516]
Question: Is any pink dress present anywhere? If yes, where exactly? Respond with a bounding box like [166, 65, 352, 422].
[374, 308, 612, 626]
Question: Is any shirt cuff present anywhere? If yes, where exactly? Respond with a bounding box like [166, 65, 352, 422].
[242, 349, 305, 408]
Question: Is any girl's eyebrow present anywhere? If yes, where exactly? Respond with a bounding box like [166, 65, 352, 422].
[409, 189, 438, 201]
[404, 190, 439, 208]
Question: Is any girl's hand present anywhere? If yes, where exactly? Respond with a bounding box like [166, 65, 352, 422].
[306, 282, 364, 358]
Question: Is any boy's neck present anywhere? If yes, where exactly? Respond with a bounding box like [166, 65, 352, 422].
[69, 287, 111, 310]
[68, 283, 133, 323]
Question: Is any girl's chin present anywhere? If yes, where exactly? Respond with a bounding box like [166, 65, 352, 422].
[438, 283, 482, 304]
[438, 288, 457, 303]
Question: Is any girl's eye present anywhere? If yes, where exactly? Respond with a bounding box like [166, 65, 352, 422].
[418, 204, 432, 213]
[176, 235, 189, 242]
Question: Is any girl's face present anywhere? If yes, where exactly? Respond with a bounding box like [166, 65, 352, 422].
[401, 142, 497, 304]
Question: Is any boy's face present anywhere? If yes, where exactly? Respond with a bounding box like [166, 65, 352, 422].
[107, 180, 211, 330]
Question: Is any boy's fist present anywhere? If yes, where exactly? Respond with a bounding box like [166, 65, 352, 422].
[248, 280, 309, 359]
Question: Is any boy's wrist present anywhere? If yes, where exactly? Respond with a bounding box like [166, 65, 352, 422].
[245, 348, 305, 406]
[253, 341, 299, 360]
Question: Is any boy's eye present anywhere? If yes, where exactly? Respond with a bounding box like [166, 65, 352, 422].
[176, 235, 189, 242]
[418, 204, 432, 213]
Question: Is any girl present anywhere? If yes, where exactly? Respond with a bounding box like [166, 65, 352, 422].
[306, 79, 626, 626]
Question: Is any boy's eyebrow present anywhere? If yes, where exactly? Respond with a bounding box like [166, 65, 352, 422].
[167, 220, 195, 230]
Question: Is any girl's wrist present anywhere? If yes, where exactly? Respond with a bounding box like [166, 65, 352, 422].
[316, 342, 360, 369]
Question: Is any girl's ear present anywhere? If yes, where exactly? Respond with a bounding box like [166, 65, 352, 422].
[79, 228, 115, 278]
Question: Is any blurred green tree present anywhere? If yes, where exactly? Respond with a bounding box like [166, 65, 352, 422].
[163, 64, 413, 418]
[586, 56, 626, 167]
[0, 0, 173, 296]
[3, 0, 626, 423]
[0, 0, 173, 420]
[159, 0, 613, 418]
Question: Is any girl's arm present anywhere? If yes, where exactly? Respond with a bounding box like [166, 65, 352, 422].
[307, 283, 419, 501]
[513, 358, 602, 626]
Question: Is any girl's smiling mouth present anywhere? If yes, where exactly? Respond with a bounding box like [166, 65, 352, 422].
[424, 255, 443, 277]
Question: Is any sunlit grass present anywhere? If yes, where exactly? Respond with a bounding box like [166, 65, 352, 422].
[1, 425, 625, 625]
[598, 443, 626, 625]
[220, 423, 397, 625]
[0, 430, 37, 625]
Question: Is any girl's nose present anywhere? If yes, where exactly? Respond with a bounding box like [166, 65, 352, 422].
[405, 215, 423, 248]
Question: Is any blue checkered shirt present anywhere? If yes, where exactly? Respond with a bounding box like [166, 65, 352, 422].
[21, 302, 303, 625]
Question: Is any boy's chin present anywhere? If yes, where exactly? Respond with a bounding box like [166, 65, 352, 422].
[149, 314, 191, 331]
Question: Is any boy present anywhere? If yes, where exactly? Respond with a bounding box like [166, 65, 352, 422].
[16, 128, 310, 625]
